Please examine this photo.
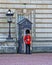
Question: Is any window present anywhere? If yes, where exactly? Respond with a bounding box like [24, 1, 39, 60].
[17, 14, 24, 22]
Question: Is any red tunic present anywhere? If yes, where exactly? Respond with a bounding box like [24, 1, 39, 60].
[24, 34, 31, 45]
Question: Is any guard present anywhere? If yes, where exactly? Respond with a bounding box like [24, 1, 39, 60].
[24, 29, 31, 54]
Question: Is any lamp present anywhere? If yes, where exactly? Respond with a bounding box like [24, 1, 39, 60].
[6, 9, 14, 40]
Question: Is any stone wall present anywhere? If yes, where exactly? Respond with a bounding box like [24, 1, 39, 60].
[0, 0, 52, 52]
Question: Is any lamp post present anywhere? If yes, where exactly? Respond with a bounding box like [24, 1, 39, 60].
[6, 9, 14, 40]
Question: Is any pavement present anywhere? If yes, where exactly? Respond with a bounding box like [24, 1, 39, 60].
[0, 53, 52, 65]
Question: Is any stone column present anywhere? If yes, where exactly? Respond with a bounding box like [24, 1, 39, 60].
[32, 10, 36, 41]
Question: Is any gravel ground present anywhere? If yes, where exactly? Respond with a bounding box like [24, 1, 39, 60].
[0, 53, 52, 65]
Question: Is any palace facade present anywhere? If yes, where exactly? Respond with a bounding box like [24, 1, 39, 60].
[0, 0, 52, 53]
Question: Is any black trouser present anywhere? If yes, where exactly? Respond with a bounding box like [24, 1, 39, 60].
[26, 44, 30, 54]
